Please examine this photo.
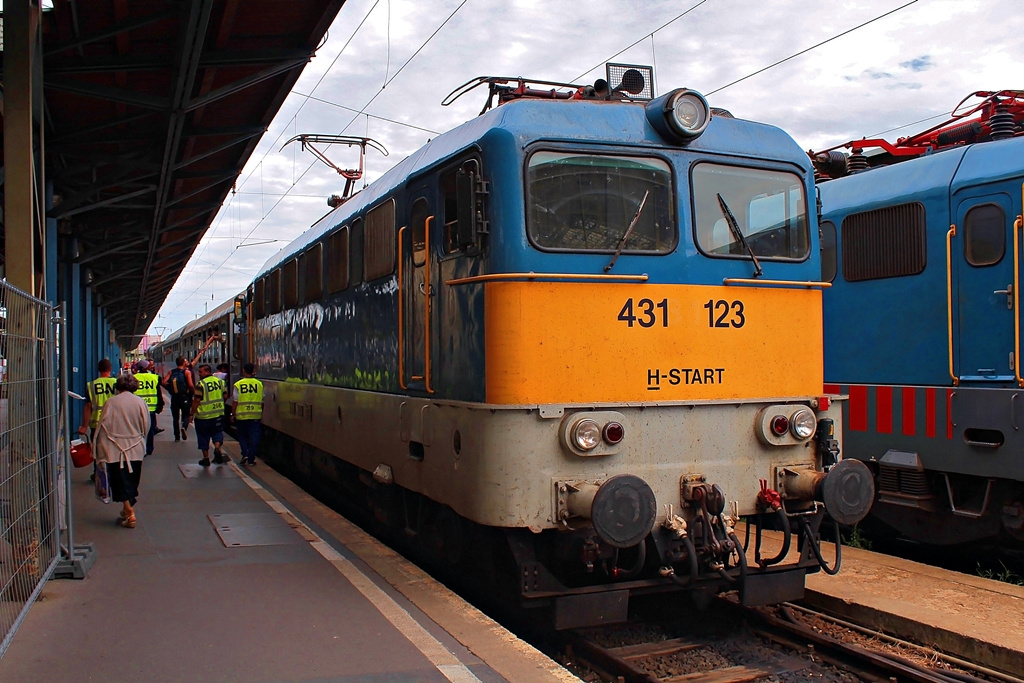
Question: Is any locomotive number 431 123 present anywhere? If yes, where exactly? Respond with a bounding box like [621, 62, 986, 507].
[616, 297, 746, 329]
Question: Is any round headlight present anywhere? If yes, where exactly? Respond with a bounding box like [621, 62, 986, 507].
[645, 88, 711, 143]
[790, 408, 817, 440]
[572, 419, 602, 451]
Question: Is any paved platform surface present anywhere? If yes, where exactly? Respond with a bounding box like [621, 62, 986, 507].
[0, 423, 576, 683]
[749, 528, 1024, 676]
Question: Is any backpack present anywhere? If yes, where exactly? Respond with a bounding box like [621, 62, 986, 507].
[169, 367, 191, 398]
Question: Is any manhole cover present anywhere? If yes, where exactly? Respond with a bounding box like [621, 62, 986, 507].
[208, 513, 303, 547]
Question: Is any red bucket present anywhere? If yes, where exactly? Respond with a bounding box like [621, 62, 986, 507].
[70, 440, 93, 468]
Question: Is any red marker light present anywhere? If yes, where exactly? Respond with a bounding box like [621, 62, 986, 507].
[770, 415, 789, 436]
[818, 396, 831, 411]
[603, 422, 625, 444]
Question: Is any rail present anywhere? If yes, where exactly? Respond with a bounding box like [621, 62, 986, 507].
[561, 598, 1005, 683]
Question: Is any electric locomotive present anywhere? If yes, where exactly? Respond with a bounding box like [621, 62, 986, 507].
[238, 65, 871, 627]
[813, 90, 1024, 545]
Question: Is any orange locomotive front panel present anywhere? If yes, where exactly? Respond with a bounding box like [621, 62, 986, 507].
[484, 281, 823, 404]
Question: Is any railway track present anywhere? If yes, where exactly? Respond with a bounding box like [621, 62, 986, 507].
[559, 598, 1021, 683]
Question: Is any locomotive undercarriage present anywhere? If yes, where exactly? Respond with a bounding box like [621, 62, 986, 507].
[260, 424, 844, 629]
[869, 453, 1024, 544]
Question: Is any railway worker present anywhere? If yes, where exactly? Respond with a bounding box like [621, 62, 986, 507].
[79, 358, 116, 483]
[190, 363, 227, 467]
[132, 359, 162, 456]
[230, 363, 263, 466]
[79, 358, 116, 441]
[162, 355, 196, 442]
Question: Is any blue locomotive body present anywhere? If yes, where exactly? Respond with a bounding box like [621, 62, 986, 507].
[818, 99, 1024, 544]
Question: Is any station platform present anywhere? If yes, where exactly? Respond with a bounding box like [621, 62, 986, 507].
[802, 539, 1024, 676]
[746, 526, 1024, 676]
[0, 424, 576, 682]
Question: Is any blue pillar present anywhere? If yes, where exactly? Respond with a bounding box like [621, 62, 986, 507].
[69, 261, 85, 429]
[45, 183, 58, 306]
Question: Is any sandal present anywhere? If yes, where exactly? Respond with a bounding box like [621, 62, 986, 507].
[119, 515, 136, 529]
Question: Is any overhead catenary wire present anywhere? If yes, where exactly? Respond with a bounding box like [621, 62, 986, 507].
[571, 0, 708, 83]
[707, 0, 920, 95]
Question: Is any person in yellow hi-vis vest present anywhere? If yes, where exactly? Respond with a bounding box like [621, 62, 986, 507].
[230, 363, 263, 466]
[79, 358, 116, 441]
[133, 359, 162, 456]
[190, 363, 226, 467]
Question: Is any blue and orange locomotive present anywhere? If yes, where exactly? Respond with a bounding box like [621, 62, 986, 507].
[193, 66, 874, 626]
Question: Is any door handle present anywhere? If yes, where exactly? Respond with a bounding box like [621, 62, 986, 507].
[994, 283, 1013, 309]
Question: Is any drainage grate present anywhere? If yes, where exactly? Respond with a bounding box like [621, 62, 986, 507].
[208, 513, 304, 547]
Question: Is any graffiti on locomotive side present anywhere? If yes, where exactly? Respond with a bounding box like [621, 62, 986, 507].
[647, 367, 726, 390]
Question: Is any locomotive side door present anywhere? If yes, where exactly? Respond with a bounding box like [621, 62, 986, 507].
[953, 188, 1017, 382]
[401, 192, 434, 392]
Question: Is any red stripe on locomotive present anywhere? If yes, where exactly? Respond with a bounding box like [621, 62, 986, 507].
[901, 386, 915, 436]
[875, 386, 893, 434]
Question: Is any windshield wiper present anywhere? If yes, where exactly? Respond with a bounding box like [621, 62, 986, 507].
[604, 190, 650, 273]
[716, 193, 763, 278]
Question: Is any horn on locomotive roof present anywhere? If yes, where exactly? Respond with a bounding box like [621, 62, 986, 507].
[810, 89, 1024, 180]
[442, 63, 654, 115]
[281, 134, 389, 204]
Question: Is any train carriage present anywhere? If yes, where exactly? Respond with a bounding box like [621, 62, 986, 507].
[239, 68, 871, 627]
[813, 90, 1024, 545]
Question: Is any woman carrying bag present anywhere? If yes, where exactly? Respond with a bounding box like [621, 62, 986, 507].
[93, 373, 150, 528]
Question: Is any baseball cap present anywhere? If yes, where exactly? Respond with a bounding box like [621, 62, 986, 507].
[134, 359, 152, 372]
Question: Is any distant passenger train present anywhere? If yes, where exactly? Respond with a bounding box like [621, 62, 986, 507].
[180, 65, 873, 627]
[150, 297, 241, 406]
[813, 90, 1024, 545]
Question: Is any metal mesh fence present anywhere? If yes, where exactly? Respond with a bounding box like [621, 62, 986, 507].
[0, 280, 62, 658]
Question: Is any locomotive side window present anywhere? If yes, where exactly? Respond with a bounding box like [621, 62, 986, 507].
[302, 243, 324, 303]
[964, 203, 1005, 266]
[253, 278, 265, 318]
[820, 221, 837, 282]
[364, 199, 396, 281]
[441, 165, 468, 254]
[527, 152, 675, 252]
[327, 228, 350, 293]
[282, 258, 298, 309]
[269, 268, 282, 314]
[410, 198, 430, 267]
[840, 202, 926, 281]
[692, 163, 809, 260]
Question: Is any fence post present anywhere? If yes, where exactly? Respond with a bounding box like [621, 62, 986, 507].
[53, 302, 96, 580]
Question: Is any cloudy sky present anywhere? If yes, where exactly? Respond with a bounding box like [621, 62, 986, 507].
[149, 0, 1024, 336]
